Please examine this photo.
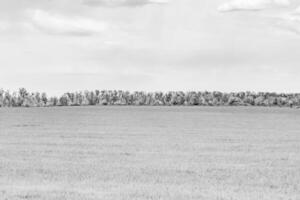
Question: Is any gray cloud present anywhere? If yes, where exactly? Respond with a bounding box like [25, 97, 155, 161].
[218, 0, 290, 12]
[28, 9, 110, 36]
[276, 8, 300, 35]
[0, 21, 9, 31]
[82, 0, 169, 7]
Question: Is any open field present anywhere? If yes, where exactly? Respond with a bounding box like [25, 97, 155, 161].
[0, 106, 299, 200]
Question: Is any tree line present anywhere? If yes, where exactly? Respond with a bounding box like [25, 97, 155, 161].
[0, 88, 300, 107]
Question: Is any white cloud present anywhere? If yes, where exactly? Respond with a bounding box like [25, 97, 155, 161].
[276, 8, 300, 35]
[218, 0, 290, 12]
[0, 21, 9, 32]
[29, 9, 110, 36]
[83, 0, 169, 7]
[293, 6, 300, 14]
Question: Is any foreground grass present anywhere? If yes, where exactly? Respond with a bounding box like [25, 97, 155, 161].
[0, 107, 299, 200]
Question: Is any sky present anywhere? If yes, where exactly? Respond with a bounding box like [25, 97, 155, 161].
[0, 0, 300, 95]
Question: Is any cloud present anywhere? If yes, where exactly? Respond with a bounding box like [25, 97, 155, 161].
[0, 22, 9, 32]
[82, 0, 169, 7]
[276, 7, 300, 35]
[218, 0, 290, 12]
[293, 6, 300, 14]
[28, 9, 110, 36]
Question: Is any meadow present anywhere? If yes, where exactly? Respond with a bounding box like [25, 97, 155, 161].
[0, 106, 299, 200]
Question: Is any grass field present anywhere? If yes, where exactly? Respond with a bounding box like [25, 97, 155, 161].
[0, 107, 299, 200]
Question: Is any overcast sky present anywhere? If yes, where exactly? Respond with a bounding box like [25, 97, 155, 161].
[0, 0, 300, 95]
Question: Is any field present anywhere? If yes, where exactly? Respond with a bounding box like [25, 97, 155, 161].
[0, 106, 299, 200]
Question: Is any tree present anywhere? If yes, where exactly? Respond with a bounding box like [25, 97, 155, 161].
[0, 88, 299, 108]
[41, 93, 48, 106]
[59, 94, 72, 106]
[0, 89, 4, 107]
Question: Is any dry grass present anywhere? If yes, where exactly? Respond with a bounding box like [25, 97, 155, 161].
[0, 107, 299, 200]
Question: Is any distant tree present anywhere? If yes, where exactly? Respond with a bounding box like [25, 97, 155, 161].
[228, 95, 242, 106]
[41, 93, 48, 106]
[189, 92, 200, 105]
[22, 93, 37, 107]
[0, 88, 300, 108]
[18, 88, 28, 98]
[18, 88, 28, 106]
[254, 96, 265, 106]
[3, 91, 12, 107]
[11, 92, 18, 107]
[59, 94, 72, 106]
[48, 97, 58, 106]
[0, 89, 4, 107]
